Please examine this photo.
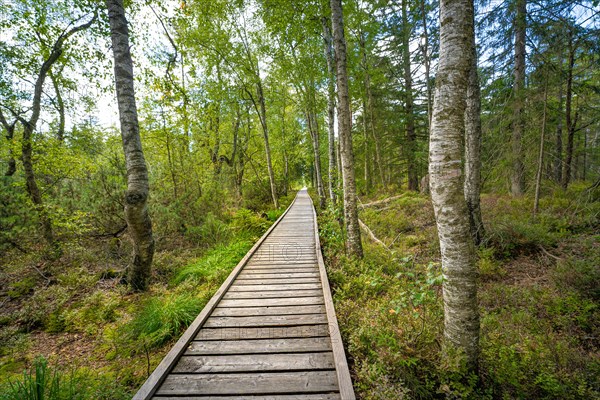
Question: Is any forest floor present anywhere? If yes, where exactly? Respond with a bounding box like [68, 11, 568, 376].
[0, 187, 598, 399]
[0, 194, 294, 399]
[315, 183, 599, 399]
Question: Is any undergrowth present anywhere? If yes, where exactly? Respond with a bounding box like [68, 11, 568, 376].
[0, 197, 292, 398]
[316, 186, 599, 399]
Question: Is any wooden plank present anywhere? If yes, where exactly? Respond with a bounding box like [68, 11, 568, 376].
[242, 268, 319, 274]
[212, 304, 326, 316]
[244, 261, 318, 271]
[310, 199, 356, 399]
[234, 277, 321, 285]
[153, 394, 341, 400]
[171, 352, 335, 373]
[195, 324, 330, 341]
[186, 337, 332, 355]
[218, 297, 325, 307]
[229, 283, 322, 291]
[155, 371, 339, 396]
[223, 290, 324, 299]
[238, 272, 320, 279]
[132, 193, 301, 400]
[203, 313, 327, 327]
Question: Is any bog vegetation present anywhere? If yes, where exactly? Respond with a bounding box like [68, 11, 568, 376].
[0, 0, 599, 398]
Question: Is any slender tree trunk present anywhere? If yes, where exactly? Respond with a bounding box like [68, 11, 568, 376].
[107, 0, 155, 291]
[322, 17, 337, 205]
[12, 13, 95, 254]
[402, 0, 418, 191]
[307, 109, 326, 208]
[464, 33, 485, 245]
[420, 0, 433, 129]
[534, 79, 549, 215]
[429, 0, 479, 371]
[511, 0, 526, 196]
[562, 33, 576, 189]
[331, 0, 363, 258]
[281, 95, 289, 197]
[256, 81, 279, 208]
[554, 51, 564, 183]
[50, 72, 65, 142]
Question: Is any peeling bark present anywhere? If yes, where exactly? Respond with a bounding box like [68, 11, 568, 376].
[429, 0, 479, 371]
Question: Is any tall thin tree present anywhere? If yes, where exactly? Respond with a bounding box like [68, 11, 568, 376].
[330, 0, 363, 258]
[106, 0, 155, 291]
[511, 0, 526, 196]
[429, 0, 479, 370]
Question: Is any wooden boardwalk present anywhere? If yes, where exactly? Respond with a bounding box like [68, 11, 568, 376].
[134, 189, 355, 399]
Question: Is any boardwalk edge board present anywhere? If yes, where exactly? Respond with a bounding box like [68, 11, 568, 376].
[132, 193, 299, 400]
[311, 198, 356, 400]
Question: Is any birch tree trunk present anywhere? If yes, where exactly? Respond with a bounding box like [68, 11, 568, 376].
[106, 0, 155, 291]
[429, 0, 479, 370]
[464, 27, 485, 245]
[307, 110, 326, 208]
[322, 17, 337, 205]
[256, 81, 279, 208]
[511, 0, 526, 196]
[330, 0, 363, 258]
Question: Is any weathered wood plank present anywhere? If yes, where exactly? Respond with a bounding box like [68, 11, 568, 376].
[234, 277, 321, 285]
[203, 313, 327, 327]
[238, 272, 320, 279]
[223, 290, 324, 299]
[155, 371, 339, 396]
[229, 283, 322, 291]
[153, 394, 341, 400]
[218, 297, 325, 307]
[171, 352, 335, 373]
[212, 304, 325, 316]
[195, 324, 330, 341]
[186, 337, 332, 355]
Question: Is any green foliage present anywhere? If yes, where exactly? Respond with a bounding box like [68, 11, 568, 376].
[230, 208, 270, 239]
[124, 293, 203, 349]
[173, 239, 252, 285]
[0, 357, 130, 400]
[185, 212, 231, 247]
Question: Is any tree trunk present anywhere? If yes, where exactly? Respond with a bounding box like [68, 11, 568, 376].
[330, 0, 363, 258]
[50, 71, 65, 142]
[13, 12, 95, 254]
[307, 110, 326, 208]
[562, 32, 576, 190]
[464, 27, 485, 245]
[534, 79, 549, 215]
[511, 0, 526, 196]
[107, 0, 155, 291]
[554, 51, 564, 183]
[402, 0, 418, 191]
[322, 17, 337, 205]
[256, 81, 279, 208]
[429, 0, 479, 371]
[420, 0, 433, 129]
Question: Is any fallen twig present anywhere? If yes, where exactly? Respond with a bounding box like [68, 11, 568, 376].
[359, 219, 390, 251]
[359, 194, 404, 209]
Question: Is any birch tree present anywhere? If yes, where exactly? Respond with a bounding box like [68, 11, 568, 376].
[429, 0, 479, 370]
[106, 0, 155, 291]
[331, 0, 363, 258]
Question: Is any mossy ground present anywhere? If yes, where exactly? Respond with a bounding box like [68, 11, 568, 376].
[315, 185, 599, 399]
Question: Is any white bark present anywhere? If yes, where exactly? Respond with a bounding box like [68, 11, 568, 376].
[429, 0, 479, 370]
